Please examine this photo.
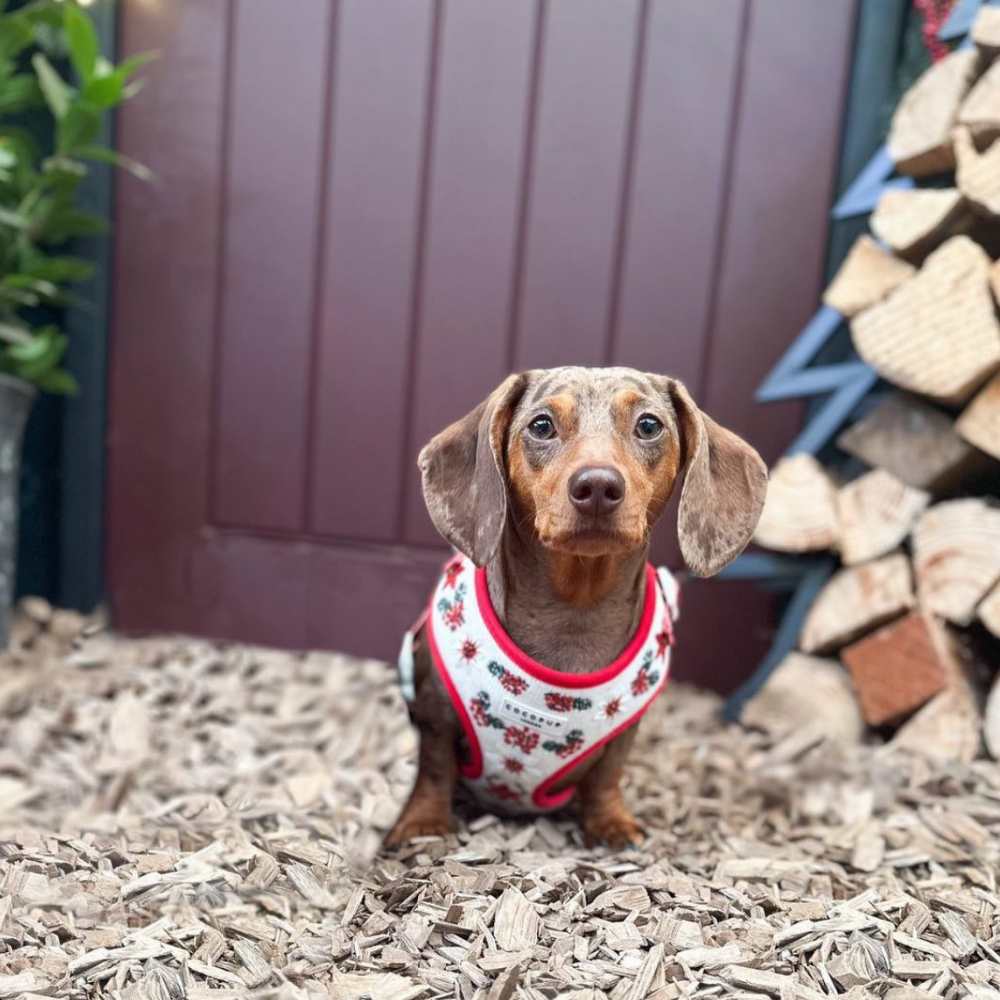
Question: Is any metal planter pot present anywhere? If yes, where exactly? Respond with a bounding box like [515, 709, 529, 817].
[0, 374, 36, 647]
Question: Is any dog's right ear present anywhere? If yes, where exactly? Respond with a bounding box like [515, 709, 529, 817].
[418, 373, 529, 566]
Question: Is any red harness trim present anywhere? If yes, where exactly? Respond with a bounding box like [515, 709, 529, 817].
[472, 564, 658, 688]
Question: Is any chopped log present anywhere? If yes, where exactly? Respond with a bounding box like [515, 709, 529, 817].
[869, 188, 969, 261]
[956, 372, 1000, 460]
[836, 469, 930, 565]
[985, 675, 1000, 759]
[954, 128, 1000, 217]
[837, 393, 983, 494]
[850, 236, 1000, 406]
[971, 5, 1000, 55]
[912, 498, 1000, 625]
[888, 47, 980, 176]
[753, 454, 839, 553]
[977, 580, 1000, 639]
[822, 235, 915, 318]
[958, 57, 1000, 143]
[841, 612, 951, 726]
[891, 683, 981, 763]
[740, 653, 863, 744]
[800, 554, 914, 655]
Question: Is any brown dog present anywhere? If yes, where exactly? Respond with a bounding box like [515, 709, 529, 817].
[386, 367, 767, 849]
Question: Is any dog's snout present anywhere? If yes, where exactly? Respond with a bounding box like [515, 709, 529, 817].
[568, 467, 626, 516]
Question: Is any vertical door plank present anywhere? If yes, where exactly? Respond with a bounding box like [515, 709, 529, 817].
[513, 0, 642, 370]
[108, 0, 229, 627]
[612, 0, 744, 391]
[402, 0, 538, 545]
[309, 0, 437, 540]
[211, 0, 331, 531]
[703, 0, 857, 463]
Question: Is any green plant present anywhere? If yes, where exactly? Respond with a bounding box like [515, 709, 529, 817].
[0, 0, 152, 394]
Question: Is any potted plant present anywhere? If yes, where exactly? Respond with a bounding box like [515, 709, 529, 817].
[0, 0, 151, 642]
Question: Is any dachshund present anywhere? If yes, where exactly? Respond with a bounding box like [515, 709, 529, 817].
[386, 367, 767, 849]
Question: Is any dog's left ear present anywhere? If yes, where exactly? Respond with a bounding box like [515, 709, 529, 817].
[665, 378, 768, 578]
[418, 373, 529, 566]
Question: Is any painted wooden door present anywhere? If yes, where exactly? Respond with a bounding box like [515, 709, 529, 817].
[108, 0, 856, 691]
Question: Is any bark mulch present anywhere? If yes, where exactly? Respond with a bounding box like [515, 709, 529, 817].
[1, 604, 998, 1000]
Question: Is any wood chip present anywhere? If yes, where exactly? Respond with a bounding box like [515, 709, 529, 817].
[493, 888, 539, 951]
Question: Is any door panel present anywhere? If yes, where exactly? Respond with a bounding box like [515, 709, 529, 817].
[513, 0, 642, 370]
[212, 0, 331, 531]
[310, 0, 437, 541]
[403, 0, 538, 545]
[109, 0, 857, 692]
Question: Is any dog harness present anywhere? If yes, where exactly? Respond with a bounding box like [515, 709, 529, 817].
[398, 553, 679, 813]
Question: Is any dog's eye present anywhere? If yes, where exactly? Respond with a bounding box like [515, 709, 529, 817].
[635, 414, 663, 440]
[527, 415, 557, 440]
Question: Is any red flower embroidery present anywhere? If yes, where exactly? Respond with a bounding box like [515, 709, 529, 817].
[486, 782, 521, 802]
[556, 733, 584, 758]
[488, 662, 528, 695]
[438, 582, 467, 631]
[471, 695, 489, 727]
[470, 691, 504, 729]
[544, 692, 593, 713]
[503, 757, 524, 774]
[631, 659, 661, 697]
[444, 558, 464, 589]
[546, 692, 573, 713]
[656, 614, 674, 659]
[444, 601, 465, 630]
[504, 725, 540, 755]
[460, 638, 479, 662]
[543, 729, 585, 758]
[603, 697, 621, 718]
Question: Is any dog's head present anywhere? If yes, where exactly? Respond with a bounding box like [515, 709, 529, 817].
[418, 367, 767, 577]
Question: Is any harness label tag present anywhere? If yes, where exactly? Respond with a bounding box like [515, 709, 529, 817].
[498, 698, 566, 733]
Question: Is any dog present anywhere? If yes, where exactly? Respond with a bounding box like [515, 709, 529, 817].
[386, 367, 767, 849]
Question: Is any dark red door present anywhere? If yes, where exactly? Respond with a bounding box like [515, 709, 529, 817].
[108, 0, 856, 691]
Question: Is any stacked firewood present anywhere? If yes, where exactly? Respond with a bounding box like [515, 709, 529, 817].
[751, 7, 1000, 762]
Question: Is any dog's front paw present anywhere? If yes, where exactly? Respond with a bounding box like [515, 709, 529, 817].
[383, 811, 452, 848]
[584, 811, 645, 850]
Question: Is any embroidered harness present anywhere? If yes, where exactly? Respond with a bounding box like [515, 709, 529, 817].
[399, 553, 680, 813]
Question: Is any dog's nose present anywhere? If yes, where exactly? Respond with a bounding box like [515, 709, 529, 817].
[568, 467, 626, 516]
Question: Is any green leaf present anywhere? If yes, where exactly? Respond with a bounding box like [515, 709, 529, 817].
[0, 321, 32, 346]
[31, 51, 72, 118]
[57, 100, 100, 153]
[6, 325, 66, 380]
[39, 207, 106, 242]
[22, 252, 93, 283]
[35, 367, 77, 394]
[0, 15, 34, 61]
[8, 324, 58, 360]
[0, 207, 26, 231]
[40, 155, 87, 187]
[0, 72, 39, 114]
[63, 2, 98, 83]
[116, 49, 158, 82]
[82, 71, 120, 107]
[77, 144, 155, 182]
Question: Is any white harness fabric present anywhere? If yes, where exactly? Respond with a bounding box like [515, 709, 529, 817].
[409, 553, 679, 813]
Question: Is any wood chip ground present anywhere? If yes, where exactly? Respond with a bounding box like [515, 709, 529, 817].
[2, 614, 1000, 1000]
